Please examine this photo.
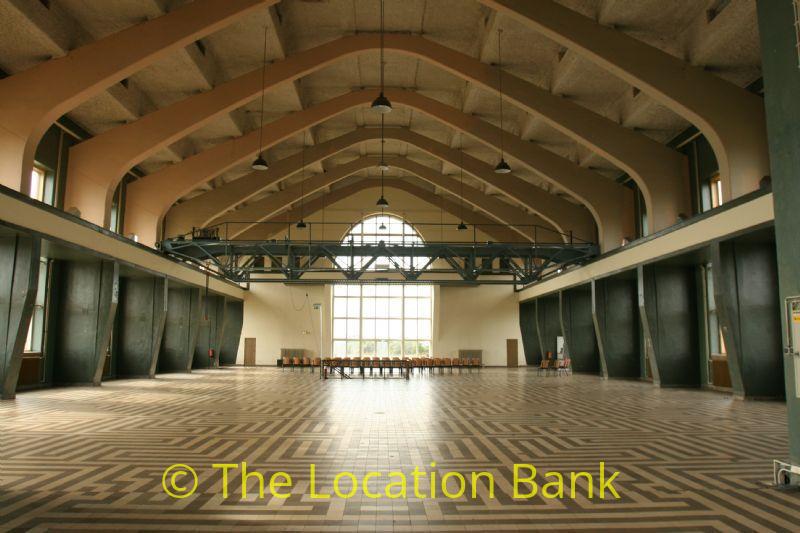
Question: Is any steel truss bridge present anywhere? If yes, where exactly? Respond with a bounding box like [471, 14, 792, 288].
[160, 228, 598, 287]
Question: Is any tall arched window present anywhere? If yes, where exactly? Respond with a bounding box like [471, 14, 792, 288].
[332, 214, 433, 359]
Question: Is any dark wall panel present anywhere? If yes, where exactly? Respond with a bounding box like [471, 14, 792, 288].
[713, 239, 783, 398]
[159, 287, 202, 373]
[593, 276, 640, 379]
[117, 277, 167, 378]
[194, 295, 226, 369]
[219, 299, 243, 366]
[537, 296, 561, 359]
[562, 286, 600, 374]
[519, 301, 540, 365]
[51, 260, 118, 385]
[641, 264, 700, 387]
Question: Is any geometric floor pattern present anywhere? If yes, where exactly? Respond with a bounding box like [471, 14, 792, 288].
[1, 367, 798, 531]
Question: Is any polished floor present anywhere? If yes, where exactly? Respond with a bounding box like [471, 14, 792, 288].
[0, 367, 797, 531]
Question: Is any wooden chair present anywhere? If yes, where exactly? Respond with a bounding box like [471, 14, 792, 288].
[312, 357, 321, 368]
[282, 356, 291, 372]
[291, 356, 301, 371]
[471, 358, 481, 370]
[537, 358, 549, 376]
[442, 357, 452, 373]
[301, 356, 311, 371]
[558, 357, 572, 376]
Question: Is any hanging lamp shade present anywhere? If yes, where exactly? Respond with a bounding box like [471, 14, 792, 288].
[296, 219, 307, 229]
[379, 221, 387, 230]
[251, 154, 269, 171]
[371, 92, 392, 113]
[376, 195, 389, 207]
[378, 160, 390, 171]
[494, 158, 511, 174]
[457, 221, 468, 231]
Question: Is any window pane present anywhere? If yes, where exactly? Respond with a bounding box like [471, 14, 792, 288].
[363, 298, 376, 318]
[346, 341, 360, 357]
[333, 298, 347, 317]
[389, 319, 402, 340]
[363, 319, 375, 339]
[404, 341, 417, 357]
[363, 285, 376, 297]
[376, 285, 390, 297]
[388, 298, 402, 318]
[405, 298, 418, 318]
[376, 340, 389, 357]
[417, 285, 431, 297]
[362, 340, 376, 356]
[376, 298, 389, 317]
[333, 319, 347, 338]
[334, 285, 348, 296]
[347, 319, 360, 339]
[388, 340, 402, 356]
[418, 299, 431, 318]
[390, 285, 402, 297]
[418, 319, 431, 339]
[347, 285, 361, 297]
[375, 319, 389, 339]
[405, 319, 418, 339]
[333, 341, 346, 356]
[347, 298, 360, 318]
[418, 341, 431, 356]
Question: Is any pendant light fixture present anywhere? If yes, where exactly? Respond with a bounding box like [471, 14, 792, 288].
[379, 209, 387, 231]
[494, 28, 512, 175]
[296, 127, 307, 229]
[371, 0, 392, 113]
[457, 134, 468, 231]
[251, 14, 270, 171]
[376, 117, 389, 206]
[378, 114, 390, 171]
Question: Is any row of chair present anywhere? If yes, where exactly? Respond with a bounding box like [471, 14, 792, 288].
[281, 356, 482, 374]
[537, 357, 572, 376]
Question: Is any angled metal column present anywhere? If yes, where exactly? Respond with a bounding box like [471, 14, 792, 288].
[0, 234, 41, 400]
[0, 0, 273, 194]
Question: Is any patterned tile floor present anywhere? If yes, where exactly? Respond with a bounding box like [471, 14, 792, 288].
[0, 367, 798, 531]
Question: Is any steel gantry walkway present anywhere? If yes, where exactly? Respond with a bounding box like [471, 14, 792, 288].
[159, 223, 599, 287]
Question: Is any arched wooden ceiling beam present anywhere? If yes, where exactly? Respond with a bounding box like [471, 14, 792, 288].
[237, 179, 525, 244]
[164, 126, 596, 245]
[125, 89, 630, 249]
[479, 0, 769, 202]
[68, 33, 674, 233]
[0, 0, 273, 193]
[200, 155, 555, 243]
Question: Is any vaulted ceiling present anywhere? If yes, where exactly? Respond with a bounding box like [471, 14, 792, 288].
[0, 0, 762, 218]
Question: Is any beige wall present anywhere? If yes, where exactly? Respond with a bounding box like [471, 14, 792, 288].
[237, 282, 524, 366]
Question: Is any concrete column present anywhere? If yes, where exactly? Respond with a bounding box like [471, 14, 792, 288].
[194, 295, 227, 370]
[639, 264, 701, 388]
[219, 300, 244, 366]
[159, 287, 203, 373]
[592, 275, 640, 379]
[51, 260, 119, 386]
[757, 0, 800, 468]
[710, 240, 783, 399]
[0, 0, 273, 195]
[561, 285, 600, 374]
[117, 277, 168, 378]
[0, 235, 41, 399]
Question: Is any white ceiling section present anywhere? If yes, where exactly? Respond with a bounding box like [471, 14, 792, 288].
[0, 0, 762, 210]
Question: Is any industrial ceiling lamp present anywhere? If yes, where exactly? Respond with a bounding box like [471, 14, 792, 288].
[458, 134, 468, 231]
[494, 28, 512, 175]
[252, 14, 270, 171]
[378, 115, 390, 171]
[296, 127, 308, 229]
[371, 0, 392, 113]
[379, 208, 387, 231]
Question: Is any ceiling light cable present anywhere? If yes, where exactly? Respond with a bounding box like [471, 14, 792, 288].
[494, 28, 511, 174]
[252, 13, 270, 171]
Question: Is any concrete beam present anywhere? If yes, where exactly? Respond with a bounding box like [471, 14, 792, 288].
[481, 0, 769, 202]
[238, 180, 525, 245]
[127, 89, 627, 248]
[207, 156, 552, 243]
[117, 277, 168, 378]
[165, 127, 596, 244]
[0, 0, 274, 194]
[51, 260, 119, 386]
[159, 287, 203, 373]
[0, 234, 41, 399]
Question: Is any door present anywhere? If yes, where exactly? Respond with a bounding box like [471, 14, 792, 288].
[506, 339, 518, 368]
[244, 338, 256, 367]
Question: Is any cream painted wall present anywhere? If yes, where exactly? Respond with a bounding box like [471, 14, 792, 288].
[238, 282, 524, 366]
[236, 186, 525, 366]
[435, 284, 526, 366]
